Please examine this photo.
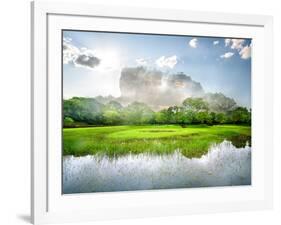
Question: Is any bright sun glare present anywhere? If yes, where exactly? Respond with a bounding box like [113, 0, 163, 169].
[95, 49, 121, 71]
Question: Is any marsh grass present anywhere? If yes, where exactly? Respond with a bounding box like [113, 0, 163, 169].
[63, 125, 251, 158]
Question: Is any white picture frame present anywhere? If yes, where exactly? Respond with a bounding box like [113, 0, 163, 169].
[31, 1, 273, 224]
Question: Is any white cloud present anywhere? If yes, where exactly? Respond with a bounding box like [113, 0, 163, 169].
[239, 45, 251, 59]
[224, 38, 251, 59]
[63, 37, 72, 43]
[225, 38, 245, 50]
[63, 40, 79, 64]
[156, 55, 178, 69]
[230, 39, 245, 50]
[136, 58, 148, 66]
[189, 38, 198, 48]
[93, 49, 121, 71]
[63, 38, 101, 69]
[213, 40, 219, 45]
[220, 52, 235, 59]
[225, 39, 231, 47]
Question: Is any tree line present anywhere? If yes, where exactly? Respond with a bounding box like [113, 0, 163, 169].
[63, 96, 251, 127]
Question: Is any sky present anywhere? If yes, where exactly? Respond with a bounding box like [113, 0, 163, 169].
[63, 30, 251, 108]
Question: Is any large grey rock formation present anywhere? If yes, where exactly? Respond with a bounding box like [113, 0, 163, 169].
[119, 67, 204, 110]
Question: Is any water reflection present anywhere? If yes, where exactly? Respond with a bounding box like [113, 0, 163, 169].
[63, 140, 251, 194]
[226, 134, 251, 148]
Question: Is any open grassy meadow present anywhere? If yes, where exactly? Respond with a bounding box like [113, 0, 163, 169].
[63, 125, 251, 158]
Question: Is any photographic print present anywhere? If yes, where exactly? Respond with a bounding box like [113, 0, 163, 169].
[62, 30, 251, 194]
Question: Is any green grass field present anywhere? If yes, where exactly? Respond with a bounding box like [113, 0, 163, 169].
[63, 125, 251, 158]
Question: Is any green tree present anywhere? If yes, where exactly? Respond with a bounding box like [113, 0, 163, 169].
[182, 110, 196, 124]
[103, 110, 121, 125]
[63, 97, 104, 125]
[204, 93, 237, 113]
[214, 113, 227, 124]
[122, 102, 155, 124]
[63, 117, 74, 127]
[155, 110, 169, 124]
[166, 106, 182, 124]
[228, 107, 251, 124]
[104, 100, 123, 111]
[194, 111, 211, 124]
[182, 98, 209, 112]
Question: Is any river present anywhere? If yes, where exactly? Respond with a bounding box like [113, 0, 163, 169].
[63, 140, 251, 194]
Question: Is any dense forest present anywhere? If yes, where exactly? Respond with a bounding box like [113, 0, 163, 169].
[63, 93, 251, 127]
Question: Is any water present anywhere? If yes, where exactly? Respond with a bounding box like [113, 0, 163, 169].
[63, 140, 251, 194]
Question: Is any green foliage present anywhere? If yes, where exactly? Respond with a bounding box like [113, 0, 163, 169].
[103, 110, 121, 125]
[194, 111, 209, 124]
[104, 100, 123, 111]
[63, 96, 251, 127]
[181, 110, 196, 124]
[121, 102, 155, 124]
[204, 93, 237, 113]
[182, 97, 209, 112]
[102, 100, 123, 125]
[214, 113, 227, 124]
[64, 97, 104, 125]
[63, 117, 74, 127]
[155, 110, 169, 124]
[228, 107, 251, 124]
